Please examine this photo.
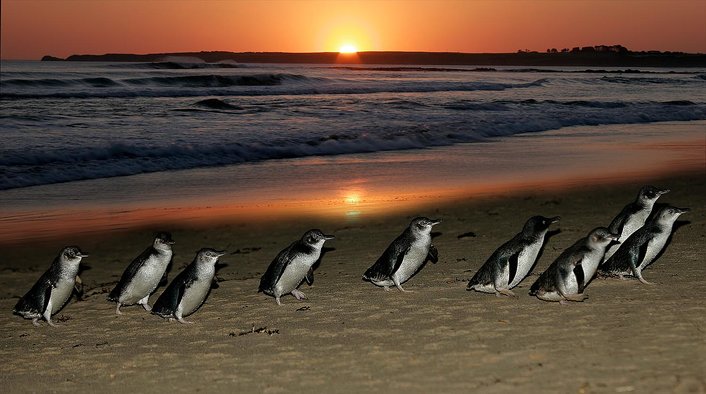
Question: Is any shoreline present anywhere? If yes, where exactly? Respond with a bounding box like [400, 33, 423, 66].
[1, 120, 704, 246]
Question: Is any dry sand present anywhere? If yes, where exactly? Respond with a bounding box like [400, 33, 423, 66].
[1, 173, 704, 393]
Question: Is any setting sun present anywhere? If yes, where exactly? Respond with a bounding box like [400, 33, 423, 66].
[339, 44, 358, 53]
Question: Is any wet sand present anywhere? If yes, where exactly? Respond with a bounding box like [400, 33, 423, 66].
[1, 172, 704, 393]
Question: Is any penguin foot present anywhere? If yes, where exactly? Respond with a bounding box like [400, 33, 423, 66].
[176, 316, 193, 324]
[32, 318, 41, 327]
[115, 304, 123, 315]
[638, 277, 653, 285]
[141, 303, 152, 312]
[46, 319, 58, 327]
[276, 297, 282, 305]
[383, 286, 390, 291]
[291, 289, 308, 301]
[496, 288, 517, 298]
[394, 282, 412, 292]
[563, 293, 589, 303]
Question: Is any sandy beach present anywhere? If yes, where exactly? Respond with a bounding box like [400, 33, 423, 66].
[1, 169, 704, 393]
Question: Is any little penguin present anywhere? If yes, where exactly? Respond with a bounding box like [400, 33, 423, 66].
[259, 229, 334, 305]
[603, 185, 669, 263]
[467, 215, 559, 297]
[599, 205, 688, 284]
[108, 232, 175, 315]
[13, 246, 88, 326]
[529, 228, 618, 304]
[362, 217, 441, 292]
[151, 248, 225, 323]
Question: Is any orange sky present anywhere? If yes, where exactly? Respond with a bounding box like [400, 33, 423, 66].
[2, 0, 705, 60]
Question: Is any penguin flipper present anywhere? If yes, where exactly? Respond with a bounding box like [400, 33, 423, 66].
[609, 203, 639, 235]
[259, 243, 297, 293]
[508, 251, 520, 285]
[636, 238, 650, 271]
[153, 279, 185, 317]
[363, 237, 411, 281]
[390, 243, 412, 276]
[305, 267, 314, 286]
[159, 271, 168, 287]
[427, 245, 439, 264]
[573, 259, 586, 294]
[109, 247, 154, 300]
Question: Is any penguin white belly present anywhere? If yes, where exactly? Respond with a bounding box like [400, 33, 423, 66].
[580, 249, 604, 284]
[497, 266, 510, 288]
[639, 236, 668, 270]
[509, 240, 543, 288]
[49, 278, 75, 315]
[392, 239, 430, 284]
[562, 273, 580, 295]
[122, 257, 166, 304]
[276, 257, 317, 296]
[179, 279, 211, 316]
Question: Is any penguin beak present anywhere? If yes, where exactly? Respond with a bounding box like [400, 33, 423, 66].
[676, 207, 690, 214]
[216, 251, 227, 257]
[658, 189, 671, 195]
[430, 219, 442, 226]
[549, 216, 560, 223]
[80, 254, 89, 258]
[324, 235, 335, 240]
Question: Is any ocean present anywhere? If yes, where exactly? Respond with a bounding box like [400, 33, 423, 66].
[1, 59, 705, 242]
[2, 60, 705, 190]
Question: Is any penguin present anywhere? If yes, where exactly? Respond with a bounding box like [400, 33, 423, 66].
[599, 206, 688, 284]
[151, 248, 226, 324]
[259, 229, 334, 305]
[603, 186, 670, 263]
[467, 216, 559, 297]
[530, 228, 618, 303]
[108, 232, 174, 315]
[13, 246, 88, 326]
[362, 217, 441, 292]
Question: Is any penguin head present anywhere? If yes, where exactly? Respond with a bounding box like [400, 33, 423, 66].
[524, 216, 560, 234]
[410, 217, 441, 234]
[154, 232, 175, 249]
[588, 227, 619, 248]
[638, 186, 669, 204]
[62, 246, 88, 262]
[302, 230, 335, 248]
[196, 248, 226, 264]
[655, 206, 689, 224]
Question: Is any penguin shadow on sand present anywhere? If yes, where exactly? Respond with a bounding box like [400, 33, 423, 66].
[73, 263, 92, 302]
[211, 261, 229, 289]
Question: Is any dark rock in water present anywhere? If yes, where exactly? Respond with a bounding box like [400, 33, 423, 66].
[41, 55, 64, 61]
[194, 98, 242, 110]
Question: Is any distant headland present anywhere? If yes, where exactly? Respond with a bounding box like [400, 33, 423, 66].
[42, 45, 706, 67]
